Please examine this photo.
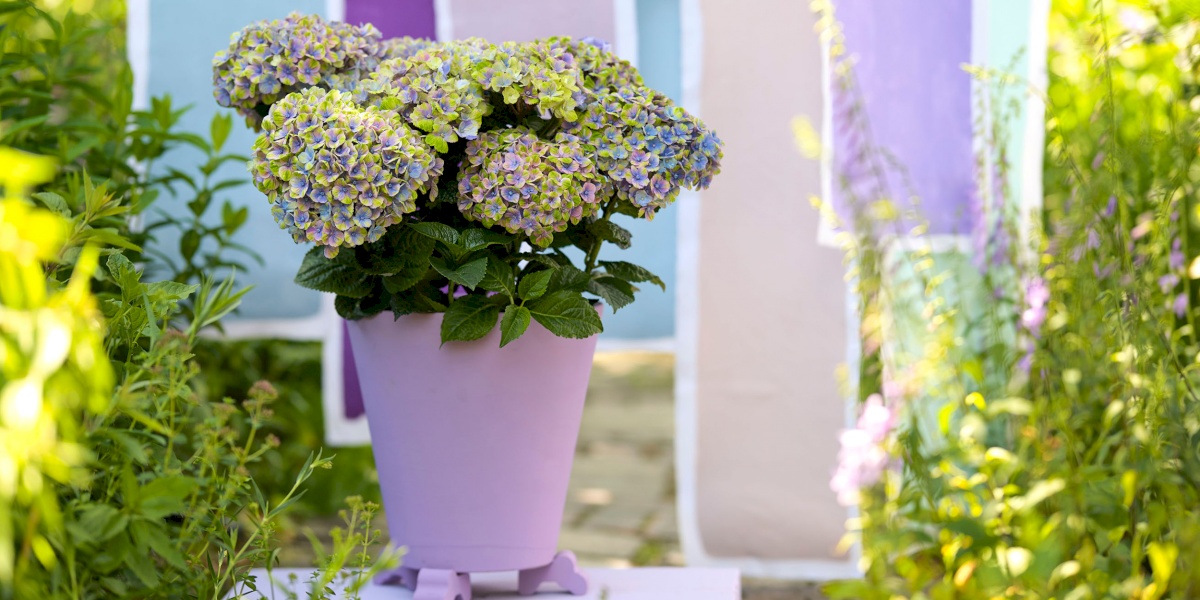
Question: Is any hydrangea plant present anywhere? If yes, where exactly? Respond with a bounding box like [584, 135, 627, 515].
[214, 13, 724, 345]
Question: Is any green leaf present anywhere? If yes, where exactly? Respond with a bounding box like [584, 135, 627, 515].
[145, 280, 197, 305]
[459, 228, 512, 251]
[73, 505, 128, 544]
[527, 291, 603, 339]
[586, 276, 635, 311]
[389, 284, 447, 316]
[125, 544, 160, 587]
[32, 191, 69, 215]
[430, 255, 488, 290]
[130, 520, 186, 570]
[294, 246, 374, 298]
[358, 227, 436, 275]
[549, 264, 591, 293]
[180, 230, 200, 262]
[600, 260, 665, 290]
[500, 305, 531, 348]
[440, 295, 501, 344]
[479, 257, 516, 299]
[106, 253, 142, 293]
[335, 290, 388, 320]
[409, 221, 461, 247]
[210, 113, 232, 153]
[591, 220, 632, 249]
[86, 228, 142, 251]
[139, 475, 196, 519]
[221, 202, 248, 235]
[518, 269, 554, 301]
[513, 253, 565, 269]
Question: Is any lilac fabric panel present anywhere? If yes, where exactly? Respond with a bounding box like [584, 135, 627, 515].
[345, 0, 437, 39]
[448, 0, 616, 41]
[342, 0, 437, 420]
[832, 0, 974, 235]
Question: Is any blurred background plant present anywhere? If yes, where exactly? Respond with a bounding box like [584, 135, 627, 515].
[807, 0, 1200, 597]
[0, 1, 393, 597]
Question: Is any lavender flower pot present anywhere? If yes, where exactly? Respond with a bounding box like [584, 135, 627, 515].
[346, 310, 599, 598]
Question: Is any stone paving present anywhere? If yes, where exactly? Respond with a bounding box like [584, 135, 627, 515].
[282, 351, 825, 599]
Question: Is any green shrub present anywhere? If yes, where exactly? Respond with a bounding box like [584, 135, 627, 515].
[1, 2, 398, 597]
[814, 1, 1200, 598]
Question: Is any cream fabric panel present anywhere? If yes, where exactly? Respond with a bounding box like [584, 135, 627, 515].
[693, 0, 849, 561]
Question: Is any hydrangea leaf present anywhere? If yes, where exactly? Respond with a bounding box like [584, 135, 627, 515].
[335, 289, 389, 320]
[590, 220, 632, 249]
[459, 228, 512, 252]
[409, 222, 461, 247]
[517, 269, 554, 301]
[586, 276, 635, 312]
[548, 264, 591, 294]
[499, 305, 531, 348]
[295, 246, 374, 298]
[479, 257, 516, 299]
[357, 227, 435, 275]
[527, 291, 602, 339]
[599, 260, 665, 290]
[390, 283, 447, 317]
[430, 255, 487, 290]
[440, 295, 501, 344]
[512, 253, 565, 270]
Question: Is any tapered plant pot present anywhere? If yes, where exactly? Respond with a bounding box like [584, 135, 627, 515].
[345, 309, 601, 600]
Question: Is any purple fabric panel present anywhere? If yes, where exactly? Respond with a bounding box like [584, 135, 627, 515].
[341, 1, 435, 422]
[344, 0, 436, 39]
[832, 0, 975, 235]
[342, 320, 366, 419]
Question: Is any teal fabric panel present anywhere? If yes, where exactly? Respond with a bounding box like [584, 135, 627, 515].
[148, 0, 326, 320]
[592, 0, 681, 340]
[985, 0, 1035, 206]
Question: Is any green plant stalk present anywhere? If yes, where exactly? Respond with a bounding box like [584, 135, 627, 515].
[584, 197, 619, 273]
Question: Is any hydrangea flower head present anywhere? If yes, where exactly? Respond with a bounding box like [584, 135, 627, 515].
[380, 36, 437, 61]
[563, 86, 723, 218]
[250, 87, 442, 258]
[467, 40, 584, 121]
[355, 41, 492, 151]
[542, 36, 643, 98]
[213, 13, 391, 129]
[457, 128, 608, 246]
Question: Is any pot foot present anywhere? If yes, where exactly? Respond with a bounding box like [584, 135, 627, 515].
[413, 568, 471, 600]
[517, 550, 588, 596]
[373, 566, 419, 590]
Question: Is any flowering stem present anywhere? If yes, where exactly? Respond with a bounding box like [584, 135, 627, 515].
[584, 197, 618, 273]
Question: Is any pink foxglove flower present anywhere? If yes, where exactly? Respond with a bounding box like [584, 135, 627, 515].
[831, 394, 894, 506]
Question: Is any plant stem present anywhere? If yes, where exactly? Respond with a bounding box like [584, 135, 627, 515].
[584, 197, 619, 273]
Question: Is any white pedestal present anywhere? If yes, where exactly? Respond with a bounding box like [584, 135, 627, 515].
[226, 567, 740, 599]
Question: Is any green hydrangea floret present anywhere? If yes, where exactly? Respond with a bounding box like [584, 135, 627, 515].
[355, 41, 492, 153]
[249, 87, 442, 258]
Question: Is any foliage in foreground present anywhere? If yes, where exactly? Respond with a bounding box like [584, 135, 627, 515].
[812, 0, 1200, 598]
[1, 2, 398, 597]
